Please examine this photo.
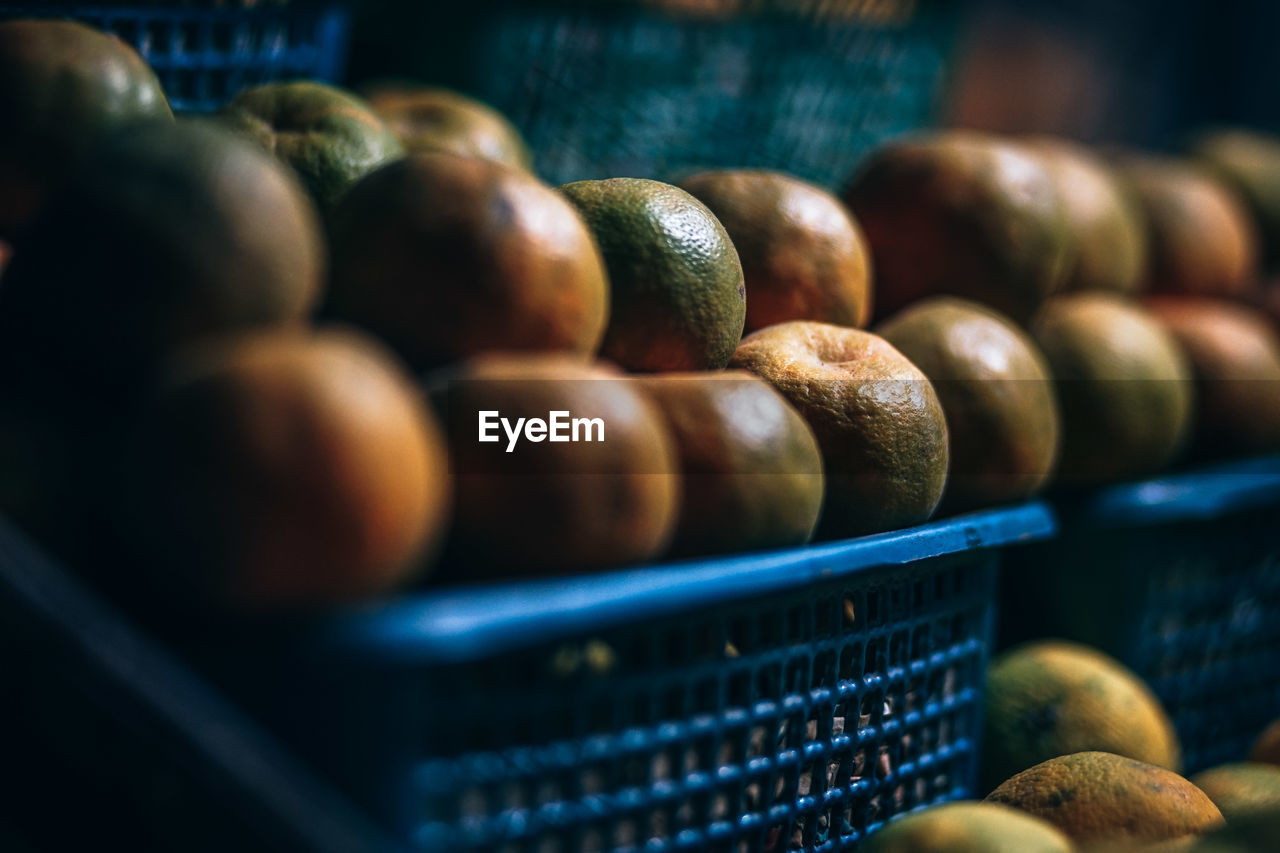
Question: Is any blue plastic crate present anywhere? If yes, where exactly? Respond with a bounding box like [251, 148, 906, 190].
[0, 501, 1051, 849]
[999, 456, 1280, 776]
[0, 2, 349, 113]
[182, 503, 1054, 851]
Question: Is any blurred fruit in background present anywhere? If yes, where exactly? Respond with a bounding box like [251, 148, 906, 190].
[1188, 809, 1280, 853]
[981, 640, 1181, 795]
[876, 297, 1060, 511]
[1143, 297, 1280, 458]
[0, 120, 323, 409]
[220, 80, 403, 217]
[1118, 156, 1258, 298]
[329, 151, 609, 371]
[363, 83, 533, 171]
[1030, 293, 1193, 485]
[431, 355, 679, 581]
[949, 10, 1112, 140]
[120, 329, 450, 612]
[560, 177, 745, 372]
[729, 321, 948, 538]
[1251, 718, 1280, 766]
[636, 371, 824, 559]
[844, 130, 1070, 324]
[860, 801, 1074, 853]
[1190, 763, 1280, 822]
[1027, 136, 1148, 296]
[1193, 130, 1280, 274]
[986, 751, 1222, 846]
[0, 18, 171, 237]
[678, 169, 873, 333]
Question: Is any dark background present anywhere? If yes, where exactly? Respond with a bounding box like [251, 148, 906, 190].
[347, 0, 1280, 159]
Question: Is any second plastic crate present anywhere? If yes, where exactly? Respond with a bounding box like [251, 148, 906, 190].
[1000, 456, 1280, 774]
[188, 502, 1054, 852]
[0, 2, 350, 113]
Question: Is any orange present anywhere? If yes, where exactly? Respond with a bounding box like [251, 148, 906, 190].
[328, 152, 609, 371]
[122, 329, 450, 610]
[679, 169, 872, 332]
[729, 321, 948, 537]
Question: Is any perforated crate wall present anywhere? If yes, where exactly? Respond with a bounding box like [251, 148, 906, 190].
[197, 547, 1003, 853]
[0, 3, 348, 112]
[1133, 512, 1280, 771]
[365, 1, 959, 188]
[999, 458, 1280, 775]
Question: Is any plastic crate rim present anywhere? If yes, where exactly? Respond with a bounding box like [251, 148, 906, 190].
[305, 501, 1053, 667]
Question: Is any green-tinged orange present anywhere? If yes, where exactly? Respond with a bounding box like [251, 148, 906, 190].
[876, 297, 1060, 510]
[221, 80, 403, 214]
[559, 177, 746, 371]
[0, 18, 171, 236]
[982, 641, 1181, 794]
[1030, 294, 1193, 484]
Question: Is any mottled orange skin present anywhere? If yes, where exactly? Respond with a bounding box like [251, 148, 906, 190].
[844, 130, 1070, 323]
[636, 371, 824, 558]
[329, 152, 609, 371]
[560, 178, 746, 372]
[679, 169, 873, 332]
[433, 355, 680, 581]
[364, 85, 532, 171]
[982, 641, 1181, 795]
[1119, 156, 1259, 298]
[729, 321, 948, 538]
[986, 752, 1223, 846]
[1144, 297, 1280, 457]
[124, 330, 451, 611]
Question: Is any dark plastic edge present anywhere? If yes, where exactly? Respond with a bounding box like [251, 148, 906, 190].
[1057, 455, 1280, 529]
[0, 515, 405, 853]
[309, 501, 1055, 666]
